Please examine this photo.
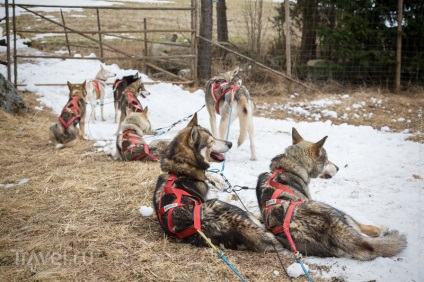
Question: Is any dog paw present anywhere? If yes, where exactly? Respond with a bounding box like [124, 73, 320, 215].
[250, 156, 257, 161]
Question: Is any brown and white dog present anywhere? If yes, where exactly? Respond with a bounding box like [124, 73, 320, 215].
[49, 81, 87, 149]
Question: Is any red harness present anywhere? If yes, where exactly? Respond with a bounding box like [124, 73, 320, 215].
[211, 79, 239, 114]
[127, 91, 143, 112]
[262, 168, 304, 254]
[122, 129, 158, 161]
[157, 174, 203, 239]
[90, 80, 102, 100]
[113, 79, 122, 91]
[58, 96, 81, 129]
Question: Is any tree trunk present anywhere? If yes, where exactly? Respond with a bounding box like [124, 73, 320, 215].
[299, 0, 318, 64]
[198, 0, 213, 82]
[216, 0, 228, 42]
[0, 73, 28, 114]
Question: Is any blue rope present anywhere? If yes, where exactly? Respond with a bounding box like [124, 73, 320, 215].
[218, 250, 248, 282]
[295, 256, 313, 282]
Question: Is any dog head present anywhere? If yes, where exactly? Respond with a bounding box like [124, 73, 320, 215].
[222, 66, 241, 83]
[67, 81, 87, 98]
[286, 127, 337, 179]
[164, 113, 232, 171]
[99, 64, 116, 80]
[123, 106, 153, 135]
[128, 78, 150, 98]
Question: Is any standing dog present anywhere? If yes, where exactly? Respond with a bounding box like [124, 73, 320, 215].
[85, 65, 116, 123]
[113, 72, 140, 123]
[256, 128, 407, 260]
[116, 78, 150, 135]
[49, 81, 87, 149]
[153, 113, 279, 251]
[116, 107, 159, 162]
[205, 67, 256, 160]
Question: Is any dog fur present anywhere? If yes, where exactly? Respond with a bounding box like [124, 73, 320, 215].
[116, 107, 161, 161]
[205, 67, 257, 160]
[256, 128, 407, 260]
[153, 113, 279, 252]
[49, 81, 87, 149]
[85, 65, 116, 123]
[113, 72, 140, 123]
[116, 78, 150, 135]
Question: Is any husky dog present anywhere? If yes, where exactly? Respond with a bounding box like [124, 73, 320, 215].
[85, 65, 116, 123]
[256, 128, 407, 260]
[49, 81, 87, 149]
[153, 113, 279, 252]
[205, 67, 257, 160]
[113, 72, 141, 123]
[116, 107, 160, 162]
[116, 78, 150, 135]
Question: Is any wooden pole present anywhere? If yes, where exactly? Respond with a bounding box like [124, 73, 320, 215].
[96, 8, 104, 62]
[192, 0, 198, 84]
[13, 0, 17, 87]
[60, 9, 71, 55]
[5, 0, 11, 81]
[197, 35, 322, 94]
[396, 0, 403, 94]
[143, 18, 148, 74]
[285, 0, 292, 94]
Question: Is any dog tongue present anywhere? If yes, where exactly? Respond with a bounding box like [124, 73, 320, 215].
[211, 152, 226, 162]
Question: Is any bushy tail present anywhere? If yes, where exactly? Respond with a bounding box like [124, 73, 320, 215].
[353, 230, 407, 260]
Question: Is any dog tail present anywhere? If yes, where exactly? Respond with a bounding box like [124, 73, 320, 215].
[351, 229, 407, 260]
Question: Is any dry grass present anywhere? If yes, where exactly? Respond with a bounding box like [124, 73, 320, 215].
[0, 93, 329, 281]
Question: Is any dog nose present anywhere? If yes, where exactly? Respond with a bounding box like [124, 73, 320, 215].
[324, 173, 332, 179]
[226, 141, 232, 149]
[335, 165, 339, 172]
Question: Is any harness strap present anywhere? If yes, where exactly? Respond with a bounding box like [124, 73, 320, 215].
[263, 168, 304, 254]
[211, 79, 239, 115]
[91, 80, 102, 100]
[127, 91, 143, 112]
[113, 79, 122, 91]
[122, 129, 158, 162]
[58, 96, 81, 129]
[157, 173, 202, 239]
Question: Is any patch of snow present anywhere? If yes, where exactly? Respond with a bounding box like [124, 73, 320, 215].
[381, 126, 391, 132]
[139, 206, 154, 217]
[287, 262, 309, 278]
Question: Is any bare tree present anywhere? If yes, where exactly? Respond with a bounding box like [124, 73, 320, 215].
[216, 0, 228, 42]
[243, 0, 265, 61]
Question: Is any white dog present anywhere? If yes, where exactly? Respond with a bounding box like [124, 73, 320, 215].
[85, 65, 116, 123]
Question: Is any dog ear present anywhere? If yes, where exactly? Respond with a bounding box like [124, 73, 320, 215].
[232, 67, 240, 78]
[100, 64, 104, 70]
[134, 73, 139, 79]
[292, 127, 304, 145]
[312, 136, 328, 156]
[142, 106, 149, 116]
[189, 126, 199, 148]
[82, 80, 86, 89]
[67, 81, 72, 91]
[186, 112, 198, 128]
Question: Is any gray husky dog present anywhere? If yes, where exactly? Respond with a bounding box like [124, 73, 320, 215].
[205, 67, 256, 160]
[49, 81, 87, 149]
[256, 128, 406, 260]
[153, 113, 279, 251]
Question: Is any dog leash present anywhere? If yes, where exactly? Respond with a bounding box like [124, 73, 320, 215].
[196, 230, 248, 282]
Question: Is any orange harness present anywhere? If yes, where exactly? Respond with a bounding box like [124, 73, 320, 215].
[211, 79, 239, 114]
[157, 174, 203, 239]
[121, 129, 158, 161]
[127, 91, 143, 112]
[90, 80, 102, 100]
[262, 168, 304, 254]
[58, 96, 81, 129]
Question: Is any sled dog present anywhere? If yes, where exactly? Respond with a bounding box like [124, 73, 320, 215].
[256, 128, 407, 260]
[49, 81, 87, 149]
[85, 65, 116, 123]
[116, 78, 150, 135]
[205, 67, 256, 160]
[116, 107, 160, 162]
[113, 72, 142, 123]
[153, 113, 279, 251]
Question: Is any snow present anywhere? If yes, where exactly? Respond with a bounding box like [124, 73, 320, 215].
[287, 262, 310, 278]
[1, 2, 423, 282]
[139, 206, 154, 217]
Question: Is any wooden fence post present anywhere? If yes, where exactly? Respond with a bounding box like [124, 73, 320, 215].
[285, 0, 292, 94]
[143, 18, 148, 74]
[13, 0, 18, 87]
[96, 8, 104, 62]
[60, 9, 71, 56]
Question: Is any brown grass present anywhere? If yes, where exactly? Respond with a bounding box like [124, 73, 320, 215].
[0, 93, 331, 281]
